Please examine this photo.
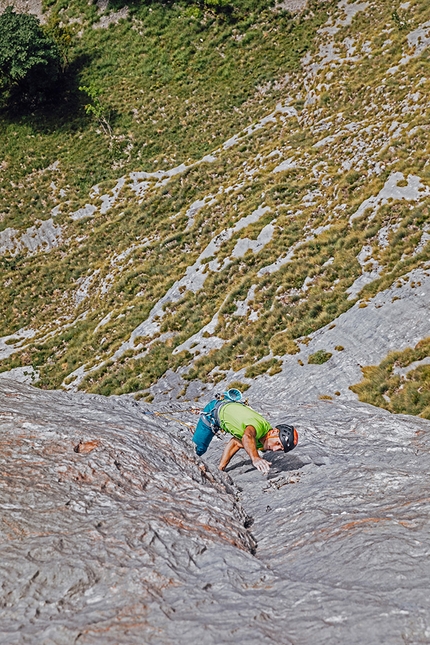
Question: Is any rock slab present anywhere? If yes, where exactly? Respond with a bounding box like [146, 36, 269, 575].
[1, 381, 430, 644]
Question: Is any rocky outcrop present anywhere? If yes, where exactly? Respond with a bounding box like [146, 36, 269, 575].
[0, 219, 62, 257]
[1, 0, 429, 403]
[1, 379, 430, 643]
[0, 0, 43, 20]
[0, 380, 261, 644]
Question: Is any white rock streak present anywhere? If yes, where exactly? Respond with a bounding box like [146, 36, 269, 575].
[388, 21, 430, 74]
[70, 204, 97, 220]
[319, 0, 369, 36]
[74, 271, 100, 306]
[346, 244, 382, 300]
[0, 328, 36, 361]
[185, 195, 217, 230]
[232, 223, 275, 258]
[258, 225, 331, 277]
[413, 224, 430, 256]
[100, 177, 126, 214]
[93, 5, 129, 29]
[130, 163, 189, 199]
[113, 205, 271, 359]
[173, 313, 225, 356]
[0, 219, 62, 256]
[234, 285, 257, 317]
[223, 103, 297, 150]
[0, 366, 39, 384]
[94, 311, 114, 334]
[272, 157, 296, 173]
[349, 172, 430, 222]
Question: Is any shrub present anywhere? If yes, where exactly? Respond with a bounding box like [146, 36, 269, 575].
[308, 349, 332, 365]
[350, 338, 430, 417]
[245, 358, 280, 378]
[227, 380, 250, 392]
[44, 13, 73, 71]
[79, 84, 113, 138]
[268, 362, 283, 376]
[269, 332, 300, 356]
[0, 7, 61, 102]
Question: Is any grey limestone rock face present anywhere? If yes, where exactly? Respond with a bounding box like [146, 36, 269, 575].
[0, 219, 62, 257]
[203, 397, 430, 644]
[250, 265, 430, 405]
[1, 380, 430, 644]
[0, 0, 43, 20]
[0, 380, 265, 644]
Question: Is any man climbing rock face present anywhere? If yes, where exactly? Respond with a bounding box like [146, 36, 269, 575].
[192, 390, 298, 474]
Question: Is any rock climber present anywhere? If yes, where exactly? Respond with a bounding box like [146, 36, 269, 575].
[192, 389, 298, 474]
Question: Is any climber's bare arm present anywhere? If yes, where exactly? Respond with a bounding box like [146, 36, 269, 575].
[219, 437, 242, 471]
[218, 426, 270, 474]
[241, 426, 270, 474]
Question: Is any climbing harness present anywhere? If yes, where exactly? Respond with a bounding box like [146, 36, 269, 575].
[140, 389, 245, 432]
[139, 389, 247, 453]
[200, 389, 246, 434]
[193, 389, 247, 456]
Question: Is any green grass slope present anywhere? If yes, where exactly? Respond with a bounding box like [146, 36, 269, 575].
[1, 0, 429, 415]
[351, 337, 430, 419]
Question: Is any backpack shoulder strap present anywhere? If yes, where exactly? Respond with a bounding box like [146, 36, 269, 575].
[201, 400, 228, 434]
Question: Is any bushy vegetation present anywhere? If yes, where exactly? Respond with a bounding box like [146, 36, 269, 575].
[245, 358, 283, 378]
[308, 350, 332, 365]
[0, 7, 61, 103]
[351, 338, 430, 419]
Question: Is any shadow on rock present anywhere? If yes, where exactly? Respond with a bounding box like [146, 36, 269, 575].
[225, 458, 254, 473]
[264, 453, 305, 478]
[225, 453, 305, 476]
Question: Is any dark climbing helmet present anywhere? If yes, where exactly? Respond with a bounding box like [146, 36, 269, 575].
[277, 424, 298, 453]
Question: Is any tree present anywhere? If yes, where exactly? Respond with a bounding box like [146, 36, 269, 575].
[44, 13, 74, 72]
[79, 84, 113, 138]
[0, 7, 61, 102]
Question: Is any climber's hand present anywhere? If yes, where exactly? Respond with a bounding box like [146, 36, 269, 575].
[252, 457, 270, 474]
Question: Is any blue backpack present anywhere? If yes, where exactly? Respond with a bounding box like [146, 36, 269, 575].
[192, 389, 243, 456]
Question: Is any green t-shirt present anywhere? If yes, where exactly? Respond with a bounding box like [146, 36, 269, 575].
[218, 402, 272, 449]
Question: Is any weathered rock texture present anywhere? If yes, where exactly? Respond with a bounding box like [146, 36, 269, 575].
[0, 380, 263, 644]
[1, 380, 430, 643]
[0, 0, 43, 20]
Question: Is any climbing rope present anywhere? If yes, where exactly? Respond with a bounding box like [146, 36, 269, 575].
[138, 390, 248, 433]
[140, 408, 199, 432]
